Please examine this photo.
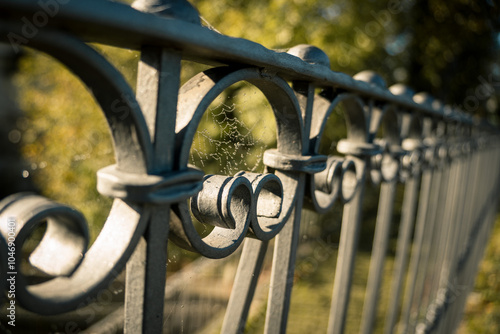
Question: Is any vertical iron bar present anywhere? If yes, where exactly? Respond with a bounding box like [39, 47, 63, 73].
[445, 149, 474, 330]
[437, 153, 467, 332]
[426, 147, 487, 334]
[264, 178, 306, 334]
[384, 172, 421, 334]
[437, 144, 475, 332]
[406, 164, 441, 332]
[222, 238, 268, 334]
[398, 167, 433, 333]
[412, 164, 446, 330]
[447, 146, 500, 331]
[433, 156, 461, 333]
[449, 148, 483, 331]
[361, 179, 398, 334]
[423, 162, 451, 313]
[328, 157, 367, 334]
[124, 208, 170, 333]
[262, 79, 313, 334]
[124, 47, 181, 333]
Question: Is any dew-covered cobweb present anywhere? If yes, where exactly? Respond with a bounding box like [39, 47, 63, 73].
[189, 81, 277, 176]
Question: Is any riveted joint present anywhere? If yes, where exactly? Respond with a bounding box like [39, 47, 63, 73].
[97, 164, 204, 204]
[263, 149, 327, 174]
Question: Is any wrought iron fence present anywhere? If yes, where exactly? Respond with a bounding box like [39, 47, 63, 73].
[0, 0, 499, 333]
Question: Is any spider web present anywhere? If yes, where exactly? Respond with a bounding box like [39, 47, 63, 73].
[189, 83, 277, 176]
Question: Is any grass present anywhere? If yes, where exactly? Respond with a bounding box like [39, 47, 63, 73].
[459, 215, 500, 333]
[243, 248, 395, 334]
[232, 210, 500, 334]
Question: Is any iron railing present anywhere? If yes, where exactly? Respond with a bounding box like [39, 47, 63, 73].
[1, 0, 499, 333]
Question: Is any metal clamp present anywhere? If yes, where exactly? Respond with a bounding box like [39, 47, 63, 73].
[263, 149, 327, 174]
[97, 164, 204, 204]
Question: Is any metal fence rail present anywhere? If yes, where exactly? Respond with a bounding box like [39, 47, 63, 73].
[1, 0, 499, 333]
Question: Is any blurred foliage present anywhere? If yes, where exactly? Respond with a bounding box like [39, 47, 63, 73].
[14, 51, 108, 241]
[194, 0, 500, 120]
[0, 46, 34, 199]
[399, 0, 500, 118]
[13, 45, 140, 242]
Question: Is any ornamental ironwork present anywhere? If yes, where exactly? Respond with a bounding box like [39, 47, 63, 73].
[0, 0, 499, 333]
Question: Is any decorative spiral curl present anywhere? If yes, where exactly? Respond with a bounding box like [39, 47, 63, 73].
[171, 66, 304, 257]
[192, 174, 253, 230]
[0, 193, 147, 314]
[235, 171, 286, 241]
[307, 156, 359, 213]
[170, 170, 290, 258]
[0, 24, 152, 315]
[0, 193, 89, 277]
